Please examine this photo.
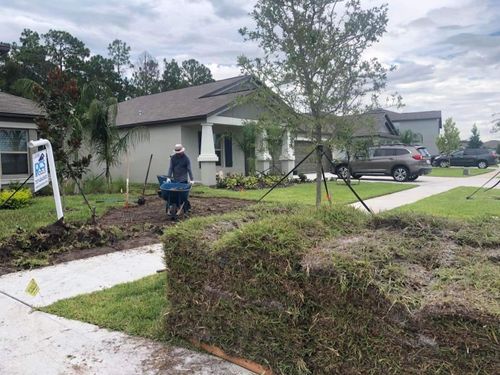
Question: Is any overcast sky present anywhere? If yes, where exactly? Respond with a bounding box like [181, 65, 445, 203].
[1, 0, 499, 140]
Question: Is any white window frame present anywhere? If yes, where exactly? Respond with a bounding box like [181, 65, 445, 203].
[0, 128, 30, 177]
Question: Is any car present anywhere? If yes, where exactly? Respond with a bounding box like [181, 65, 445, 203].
[334, 144, 432, 182]
[433, 148, 498, 169]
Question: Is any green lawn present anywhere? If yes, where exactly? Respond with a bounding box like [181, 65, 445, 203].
[395, 187, 500, 218]
[429, 167, 496, 177]
[192, 181, 416, 205]
[0, 193, 135, 241]
[43, 274, 167, 341]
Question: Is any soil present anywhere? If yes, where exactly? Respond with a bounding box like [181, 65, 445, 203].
[0, 196, 252, 275]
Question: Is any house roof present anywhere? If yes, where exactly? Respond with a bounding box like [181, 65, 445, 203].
[383, 109, 442, 122]
[116, 75, 254, 127]
[0, 92, 43, 118]
[483, 140, 499, 149]
[358, 109, 399, 138]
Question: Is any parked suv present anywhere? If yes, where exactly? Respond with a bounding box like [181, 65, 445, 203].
[335, 145, 432, 182]
[433, 148, 498, 169]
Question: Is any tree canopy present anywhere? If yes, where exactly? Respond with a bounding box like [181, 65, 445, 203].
[436, 117, 461, 155]
[239, 0, 390, 205]
[468, 124, 483, 148]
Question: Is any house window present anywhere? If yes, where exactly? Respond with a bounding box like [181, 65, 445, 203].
[214, 134, 233, 168]
[0, 129, 29, 175]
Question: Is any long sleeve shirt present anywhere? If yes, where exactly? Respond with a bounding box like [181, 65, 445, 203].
[167, 153, 193, 183]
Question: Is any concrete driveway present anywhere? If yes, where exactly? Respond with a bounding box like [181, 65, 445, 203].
[350, 167, 500, 213]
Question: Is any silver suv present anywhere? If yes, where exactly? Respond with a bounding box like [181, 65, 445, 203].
[335, 145, 432, 182]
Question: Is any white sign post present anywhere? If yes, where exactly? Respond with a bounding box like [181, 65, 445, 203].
[29, 139, 64, 221]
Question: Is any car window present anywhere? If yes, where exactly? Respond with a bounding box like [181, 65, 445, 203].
[373, 148, 392, 157]
[417, 148, 431, 157]
[452, 151, 464, 157]
[394, 149, 410, 156]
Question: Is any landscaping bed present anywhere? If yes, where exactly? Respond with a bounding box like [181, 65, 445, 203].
[0, 196, 251, 275]
[163, 206, 499, 374]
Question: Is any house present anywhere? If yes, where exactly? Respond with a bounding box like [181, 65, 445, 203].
[108, 75, 295, 185]
[383, 109, 442, 155]
[0, 92, 43, 187]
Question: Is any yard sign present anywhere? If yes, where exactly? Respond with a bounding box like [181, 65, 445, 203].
[32, 150, 49, 192]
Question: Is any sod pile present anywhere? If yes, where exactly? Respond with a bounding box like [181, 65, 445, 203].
[163, 205, 499, 374]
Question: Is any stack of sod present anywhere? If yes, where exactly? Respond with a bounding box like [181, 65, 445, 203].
[163, 204, 499, 374]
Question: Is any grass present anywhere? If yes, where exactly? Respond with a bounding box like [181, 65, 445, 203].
[43, 274, 167, 341]
[192, 181, 416, 205]
[429, 167, 497, 177]
[0, 193, 136, 241]
[396, 186, 500, 218]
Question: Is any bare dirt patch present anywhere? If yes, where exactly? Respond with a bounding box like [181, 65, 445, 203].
[0, 196, 252, 275]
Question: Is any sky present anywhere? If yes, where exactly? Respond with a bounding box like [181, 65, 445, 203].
[1, 0, 499, 141]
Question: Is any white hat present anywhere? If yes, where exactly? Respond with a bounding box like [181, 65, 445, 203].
[173, 144, 185, 154]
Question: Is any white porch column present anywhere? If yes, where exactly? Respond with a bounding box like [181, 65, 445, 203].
[279, 130, 295, 175]
[255, 129, 272, 174]
[197, 122, 218, 186]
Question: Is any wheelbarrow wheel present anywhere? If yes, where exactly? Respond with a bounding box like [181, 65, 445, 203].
[166, 203, 178, 221]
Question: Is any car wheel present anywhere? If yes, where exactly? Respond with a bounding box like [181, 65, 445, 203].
[335, 165, 350, 179]
[392, 166, 409, 182]
[477, 160, 488, 169]
[439, 160, 450, 168]
[408, 175, 418, 181]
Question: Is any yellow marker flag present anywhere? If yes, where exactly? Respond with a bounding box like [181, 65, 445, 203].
[25, 278, 40, 297]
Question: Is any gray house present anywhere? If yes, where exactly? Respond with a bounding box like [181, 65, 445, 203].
[0, 92, 43, 187]
[108, 75, 295, 185]
[383, 109, 442, 155]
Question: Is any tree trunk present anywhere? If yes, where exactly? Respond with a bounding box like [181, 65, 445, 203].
[315, 123, 322, 208]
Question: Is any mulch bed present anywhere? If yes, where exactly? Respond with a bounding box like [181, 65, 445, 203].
[0, 196, 252, 275]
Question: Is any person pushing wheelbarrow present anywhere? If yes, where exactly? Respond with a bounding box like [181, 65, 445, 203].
[158, 144, 194, 220]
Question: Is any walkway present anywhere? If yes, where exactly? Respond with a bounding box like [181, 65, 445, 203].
[0, 244, 251, 375]
[350, 167, 500, 213]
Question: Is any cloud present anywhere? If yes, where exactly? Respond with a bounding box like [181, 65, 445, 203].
[206, 0, 248, 19]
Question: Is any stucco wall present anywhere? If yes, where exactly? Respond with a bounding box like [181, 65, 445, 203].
[89, 124, 182, 184]
[393, 119, 440, 155]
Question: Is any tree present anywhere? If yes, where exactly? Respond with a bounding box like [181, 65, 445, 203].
[181, 59, 214, 86]
[399, 129, 423, 145]
[82, 55, 126, 101]
[18, 68, 91, 182]
[132, 51, 160, 96]
[232, 123, 258, 175]
[239, 0, 390, 206]
[161, 59, 185, 91]
[85, 97, 149, 188]
[43, 30, 89, 76]
[468, 124, 483, 148]
[436, 117, 461, 155]
[107, 39, 131, 76]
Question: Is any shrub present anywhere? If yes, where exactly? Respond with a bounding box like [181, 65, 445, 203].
[0, 188, 33, 209]
[216, 173, 293, 190]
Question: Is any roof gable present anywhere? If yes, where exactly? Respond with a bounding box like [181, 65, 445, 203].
[116, 76, 255, 127]
[0, 92, 43, 118]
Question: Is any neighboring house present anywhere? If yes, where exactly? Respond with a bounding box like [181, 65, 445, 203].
[0, 92, 43, 187]
[294, 109, 400, 173]
[483, 140, 499, 151]
[106, 75, 295, 185]
[383, 109, 442, 155]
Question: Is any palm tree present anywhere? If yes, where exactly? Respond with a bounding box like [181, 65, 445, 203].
[85, 97, 149, 189]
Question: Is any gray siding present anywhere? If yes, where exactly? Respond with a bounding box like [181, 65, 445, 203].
[393, 119, 440, 155]
[218, 103, 262, 121]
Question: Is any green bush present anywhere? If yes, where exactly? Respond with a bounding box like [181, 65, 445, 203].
[216, 173, 293, 190]
[0, 188, 33, 209]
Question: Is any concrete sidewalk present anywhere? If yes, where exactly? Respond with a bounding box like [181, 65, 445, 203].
[0, 245, 251, 375]
[351, 167, 500, 213]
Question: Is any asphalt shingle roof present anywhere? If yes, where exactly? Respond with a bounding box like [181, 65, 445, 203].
[116, 76, 253, 127]
[0, 92, 43, 117]
[383, 109, 442, 122]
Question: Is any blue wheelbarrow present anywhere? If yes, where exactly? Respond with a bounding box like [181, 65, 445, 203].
[157, 175, 192, 220]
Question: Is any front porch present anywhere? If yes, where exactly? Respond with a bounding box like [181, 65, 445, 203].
[183, 115, 296, 186]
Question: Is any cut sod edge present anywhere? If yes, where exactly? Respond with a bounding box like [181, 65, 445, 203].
[188, 338, 274, 375]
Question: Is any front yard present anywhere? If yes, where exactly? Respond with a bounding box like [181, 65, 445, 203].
[396, 186, 500, 218]
[429, 167, 497, 177]
[192, 181, 416, 205]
